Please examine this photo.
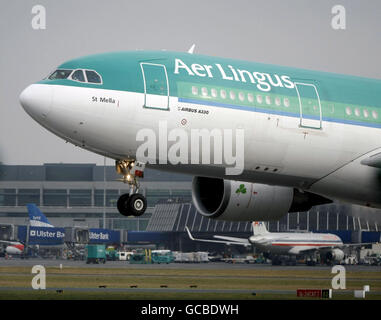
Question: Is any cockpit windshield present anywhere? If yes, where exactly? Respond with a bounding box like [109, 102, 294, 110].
[46, 68, 103, 85]
[48, 69, 73, 80]
[71, 69, 86, 82]
[85, 70, 102, 84]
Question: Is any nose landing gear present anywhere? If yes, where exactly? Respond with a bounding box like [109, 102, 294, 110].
[115, 160, 147, 217]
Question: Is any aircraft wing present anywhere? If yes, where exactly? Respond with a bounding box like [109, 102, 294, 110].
[213, 235, 250, 244]
[185, 227, 251, 246]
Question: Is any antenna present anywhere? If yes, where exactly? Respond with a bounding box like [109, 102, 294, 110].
[188, 44, 196, 54]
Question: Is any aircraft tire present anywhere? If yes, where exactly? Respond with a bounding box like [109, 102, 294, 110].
[117, 193, 130, 216]
[128, 194, 147, 216]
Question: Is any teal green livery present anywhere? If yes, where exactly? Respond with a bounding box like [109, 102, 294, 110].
[39, 51, 381, 128]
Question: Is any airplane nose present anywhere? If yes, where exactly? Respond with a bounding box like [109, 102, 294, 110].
[20, 84, 53, 119]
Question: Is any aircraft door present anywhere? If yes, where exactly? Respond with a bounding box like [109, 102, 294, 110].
[294, 82, 322, 129]
[140, 62, 169, 110]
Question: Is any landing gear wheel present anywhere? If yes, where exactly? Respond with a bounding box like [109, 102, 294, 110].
[128, 194, 147, 216]
[117, 193, 147, 216]
[117, 193, 130, 216]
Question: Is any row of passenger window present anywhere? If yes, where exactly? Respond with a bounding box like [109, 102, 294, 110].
[345, 106, 378, 120]
[191, 86, 379, 120]
[48, 69, 102, 84]
[191, 86, 290, 107]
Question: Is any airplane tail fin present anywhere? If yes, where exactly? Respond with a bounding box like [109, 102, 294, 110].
[27, 203, 54, 228]
[252, 221, 269, 236]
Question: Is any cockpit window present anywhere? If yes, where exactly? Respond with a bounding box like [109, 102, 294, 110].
[48, 69, 73, 80]
[71, 69, 85, 82]
[85, 70, 102, 84]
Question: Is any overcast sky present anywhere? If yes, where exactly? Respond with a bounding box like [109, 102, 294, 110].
[0, 0, 380, 165]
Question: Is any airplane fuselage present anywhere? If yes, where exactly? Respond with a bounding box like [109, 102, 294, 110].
[20, 51, 381, 210]
[249, 232, 343, 255]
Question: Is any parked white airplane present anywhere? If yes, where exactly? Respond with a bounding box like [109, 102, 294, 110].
[19, 50, 381, 221]
[186, 222, 347, 264]
[0, 241, 24, 255]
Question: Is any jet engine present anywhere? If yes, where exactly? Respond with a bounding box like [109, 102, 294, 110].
[325, 249, 345, 263]
[192, 177, 332, 221]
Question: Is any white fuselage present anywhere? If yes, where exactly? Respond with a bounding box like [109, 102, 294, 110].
[249, 232, 343, 255]
[21, 83, 381, 209]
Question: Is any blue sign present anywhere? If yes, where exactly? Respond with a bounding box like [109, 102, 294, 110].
[89, 228, 120, 244]
[17, 226, 120, 245]
[18, 226, 65, 245]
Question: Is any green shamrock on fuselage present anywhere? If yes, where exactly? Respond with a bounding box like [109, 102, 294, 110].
[236, 184, 247, 194]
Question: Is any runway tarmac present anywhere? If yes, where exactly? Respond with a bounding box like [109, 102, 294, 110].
[1, 258, 380, 299]
[1, 258, 381, 272]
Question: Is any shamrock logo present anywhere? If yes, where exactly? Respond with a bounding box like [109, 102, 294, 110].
[235, 184, 247, 194]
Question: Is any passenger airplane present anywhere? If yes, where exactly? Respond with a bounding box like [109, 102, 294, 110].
[0, 241, 24, 255]
[0, 204, 52, 255]
[19, 50, 381, 221]
[186, 222, 346, 265]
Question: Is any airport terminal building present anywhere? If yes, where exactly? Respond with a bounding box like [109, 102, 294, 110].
[0, 163, 380, 250]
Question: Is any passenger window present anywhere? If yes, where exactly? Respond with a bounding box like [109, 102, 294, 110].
[191, 86, 198, 95]
[201, 87, 208, 97]
[256, 95, 263, 104]
[220, 89, 227, 99]
[248, 93, 254, 103]
[372, 110, 378, 119]
[275, 97, 281, 106]
[283, 98, 290, 107]
[265, 96, 271, 105]
[230, 91, 236, 100]
[238, 92, 245, 101]
[48, 69, 72, 80]
[71, 70, 85, 82]
[85, 70, 102, 84]
[363, 109, 369, 118]
[345, 107, 352, 116]
[354, 108, 360, 117]
[211, 88, 217, 98]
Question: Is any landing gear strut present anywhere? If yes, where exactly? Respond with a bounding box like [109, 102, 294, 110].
[115, 160, 147, 217]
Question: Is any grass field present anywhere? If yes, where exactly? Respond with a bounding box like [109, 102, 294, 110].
[0, 265, 380, 300]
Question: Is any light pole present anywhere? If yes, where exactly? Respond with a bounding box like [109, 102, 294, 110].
[103, 156, 106, 229]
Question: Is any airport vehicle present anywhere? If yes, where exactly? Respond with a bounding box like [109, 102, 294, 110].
[222, 255, 256, 264]
[173, 251, 210, 263]
[20, 50, 381, 221]
[86, 244, 106, 264]
[118, 251, 134, 261]
[151, 250, 174, 264]
[105, 246, 118, 261]
[129, 249, 151, 264]
[186, 222, 347, 265]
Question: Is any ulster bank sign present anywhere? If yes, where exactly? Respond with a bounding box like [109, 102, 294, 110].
[18, 226, 120, 245]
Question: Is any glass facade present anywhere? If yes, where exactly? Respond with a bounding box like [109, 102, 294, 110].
[0, 189, 16, 206]
[94, 189, 119, 207]
[0, 188, 189, 208]
[18, 189, 40, 206]
[69, 189, 92, 207]
[43, 189, 67, 207]
[146, 189, 171, 207]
